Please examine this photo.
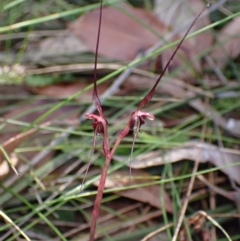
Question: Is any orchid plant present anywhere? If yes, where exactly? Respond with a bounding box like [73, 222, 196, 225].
[84, 1, 209, 240]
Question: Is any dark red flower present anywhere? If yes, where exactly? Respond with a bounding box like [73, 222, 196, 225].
[129, 110, 155, 130]
[85, 113, 108, 136]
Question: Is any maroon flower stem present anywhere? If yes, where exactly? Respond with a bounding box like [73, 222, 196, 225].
[89, 122, 126, 241]
[88, 1, 208, 240]
[89, 151, 111, 241]
[92, 0, 104, 117]
[88, 0, 111, 239]
[137, 7, 206, 111]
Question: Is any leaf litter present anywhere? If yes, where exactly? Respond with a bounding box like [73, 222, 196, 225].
[211, 16, 240, 68]
[70, 2, 203, 79]
[94, 169, 173, 213]
[127, 140, 240, 184]
[1, 0, 240, 240]
[0, 99, 80, 179]
[70, 2, 167, 61]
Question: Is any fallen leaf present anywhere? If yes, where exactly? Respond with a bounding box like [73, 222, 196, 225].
[26, 63, 124, 75]
[0, 153, 18, 178]
[126, 141, 240, 185]
[94, 170, 173, 213]
[211, 16, 240, 68]
[0, 122, 50, 178]
[70, 2, 203, 79]
[233, 191, 240, 217]
[70, 3, 167, 61]
[27, 30, 89, 64]
[154, 0, 213, 78]
[154, 0, 208, 77]
[2, 99, 79, 130]
[0, 99, 80, 178]
[154, 0, 213, 53]
[0, 126, 39, 163]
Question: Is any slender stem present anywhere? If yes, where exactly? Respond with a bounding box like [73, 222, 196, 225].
[80, 127, 98, 191]
[93, 0, 104, 116]
[137, 5, 207, 111]
[111, 124, 131, 156]
[111, 136, 124, 157]
[89, 1, 110, 240]
[89, 155, 111, 241]
[89, 121, 110, 240]
[89, 125, 128, 240]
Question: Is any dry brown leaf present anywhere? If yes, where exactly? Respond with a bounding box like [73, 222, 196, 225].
[1, 99, 79, 145]
[0, 153, 18, 178]
[2, 100, 79, 129]
[125, 74, 213, 98]
[211, 16, 240, 68]
[27, 30, 89, 64]
[0, 127, 38, 163]
[0, 123, 49, 178]
[70, 2, 202, 79]
[94, 170, 173, 213]
[233, 191, 240, 216]
[0, 99, 80, 178]
[154, 0, 213, 53]
[127, 141, 240, 185]
[70, 3, 167, 61]
[68, 1, 208, 80]
[154, 0, 213, 78]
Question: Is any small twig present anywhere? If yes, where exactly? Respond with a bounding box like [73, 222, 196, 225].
[141, 223, 174, 241]
[205, 55, 228, 84]
[171, 96, 208, 241]
[0, 210, 31, 241]
[171, 157, 201, 241]
[197, 211, 232, 241]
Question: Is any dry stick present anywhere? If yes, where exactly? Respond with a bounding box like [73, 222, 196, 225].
[141, 223, 174, 241]
[205, 55, 228, 85]
[171, 100, 208, 241]
[0, 210, 31, 241]
[197, 175, 234, 201]
[80, 127, 99, 190]
[172, 160, 200, 241]
[197, 211, 232, 241]
[214, 123, 240, 193]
